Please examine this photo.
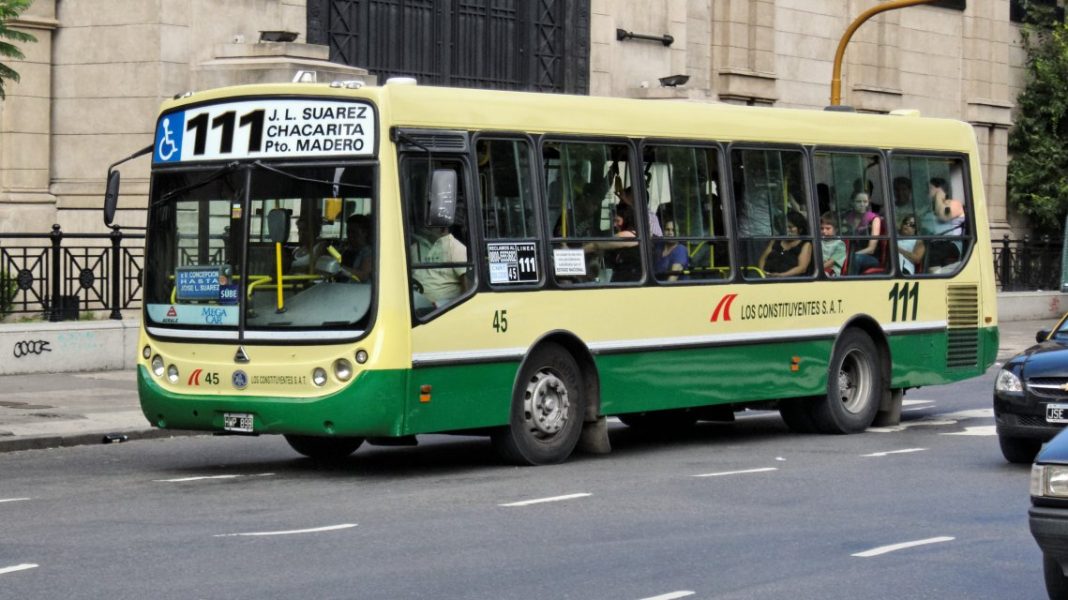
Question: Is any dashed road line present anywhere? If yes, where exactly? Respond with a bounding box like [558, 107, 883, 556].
[693, 467, 778, 478]
[155, 473, 274, 483]
[0, 498, 30, 504]
[862, 448, 927, 458]
[942, 425, 997, 436]
[499, 493, 592, 507]
[852, 536, 955, 557]
[214, 523, 357, 537]
[638, 592, 695, 600]
[0, 563, 38, 576]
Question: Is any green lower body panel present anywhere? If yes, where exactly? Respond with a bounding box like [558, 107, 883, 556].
[137, 325, 997, 438]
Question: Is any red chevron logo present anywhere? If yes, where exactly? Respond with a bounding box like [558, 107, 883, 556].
[187, 368, 203, 386]
[710, 293, 738, 322]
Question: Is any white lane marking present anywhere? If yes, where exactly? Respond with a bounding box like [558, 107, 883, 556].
[214, 523, 357, 537]
[942, 425, 997, 437]
[499, 493, 592, 507]
[852, 536, 955, 557]
[902, 399, 933, 406]
[0, 498, 30, 504]
[693, 467, 778, 478]
[869, 419, 958, 433]
[155, 473, 274, 483]
[902, 407, 928, 413]
[0, 563, 38, 575]
[638, 592, 695, 600]
[862, 448, 927, 458]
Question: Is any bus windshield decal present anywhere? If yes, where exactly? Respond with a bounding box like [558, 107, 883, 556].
[154, 99, 375, 163]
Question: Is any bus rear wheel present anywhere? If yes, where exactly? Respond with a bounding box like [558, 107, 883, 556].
[812, 329, 881, 434]
[492, 343, 585, 466]
[284, 434, 364, 461]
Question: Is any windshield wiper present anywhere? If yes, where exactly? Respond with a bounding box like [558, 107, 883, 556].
[156, 161, 241, 205]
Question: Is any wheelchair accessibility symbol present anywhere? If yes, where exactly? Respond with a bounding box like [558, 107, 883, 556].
[154, 112, 185, 163]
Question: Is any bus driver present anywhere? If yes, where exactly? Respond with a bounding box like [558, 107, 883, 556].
[410, 224, 469, 306]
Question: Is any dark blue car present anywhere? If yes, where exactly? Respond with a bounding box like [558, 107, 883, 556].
[995, 314, 1068, 463]
[1030, 428, 1068, 598]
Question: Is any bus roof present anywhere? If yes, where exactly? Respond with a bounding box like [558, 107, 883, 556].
[159, 81, 978, 153]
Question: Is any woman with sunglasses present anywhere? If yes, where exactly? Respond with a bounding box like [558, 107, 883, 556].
[897, 215, 926, 275]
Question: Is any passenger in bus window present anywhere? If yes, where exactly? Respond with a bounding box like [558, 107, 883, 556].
[584, 203, 640, 282]
[893, 177, 913, 209]
[291, 212, 325, 273]
[341, 214, 373, 281]
[897, 216, 925, 275]
[843, 192, 882, 274]
[819, 213, 846, 276]
[758, 211, 812, 277]
[656, 220, 689, 282]
[410, 224, 469, 306]
[926, 177, 965, 268]
[618, 186, 662, 237]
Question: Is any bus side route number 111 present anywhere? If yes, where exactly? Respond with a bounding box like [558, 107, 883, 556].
[888, 282, 919, 322]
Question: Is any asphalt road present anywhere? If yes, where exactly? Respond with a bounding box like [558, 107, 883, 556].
[0, 366, 1042, 600]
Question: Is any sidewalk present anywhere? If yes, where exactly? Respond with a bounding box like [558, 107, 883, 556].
[0, 319, 1055, 453]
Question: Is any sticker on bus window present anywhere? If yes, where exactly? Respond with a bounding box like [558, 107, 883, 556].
[147, 304, 239, 327]
[488, 242, 538, 284]
[552, 248, 587, 277]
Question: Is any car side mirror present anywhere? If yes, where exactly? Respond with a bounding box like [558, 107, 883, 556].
[103, 171, 120, 226]
[1038, 329, 1052, 343]
[425, 169, 457, 228]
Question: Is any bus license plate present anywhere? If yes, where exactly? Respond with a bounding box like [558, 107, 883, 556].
[223, 412, 254, 433]
[1047, 404, 1068, 423]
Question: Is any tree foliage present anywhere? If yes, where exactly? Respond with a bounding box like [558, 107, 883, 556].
[1008, 3, 1068, 233]
[0, 0, 37, 100]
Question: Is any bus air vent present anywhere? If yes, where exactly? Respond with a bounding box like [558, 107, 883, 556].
[946, 284, 979, 368]
[391, 128, 470, 154]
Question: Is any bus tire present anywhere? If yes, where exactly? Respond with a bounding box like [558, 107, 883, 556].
[284, 434, 364, 461]
[492, 343, 585, 466]
[812, 329, 881, 434]
[779, 397, 819, 433]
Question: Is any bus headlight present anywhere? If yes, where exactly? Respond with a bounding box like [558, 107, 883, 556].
[995, 368, 1023, 393]
[355, 349, 368, 364]
[334, 359, 353, 382]
[142, 345, 152, 360]
[312, 367, 328, 387]
[1032, 465, 1068, 498]
[151, 355, 165, 377]
[167, 364, 180, 384]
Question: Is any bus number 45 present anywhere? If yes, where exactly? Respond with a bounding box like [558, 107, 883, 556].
[492, 310, 508, 333]
[889, 282, 919, 322]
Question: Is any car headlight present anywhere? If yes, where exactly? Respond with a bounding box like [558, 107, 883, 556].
[1032, 464, 1068, 498]
[995, 368, 1023, 393]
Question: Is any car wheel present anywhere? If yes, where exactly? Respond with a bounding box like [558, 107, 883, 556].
[998, 433, 1041, 464]
[492, 343, 584, 466]
[1044, 554, 1068, 600]
[812, 329, 881, 434]
[284, 434, 364, 461]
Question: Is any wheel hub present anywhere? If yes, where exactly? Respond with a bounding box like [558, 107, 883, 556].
[524, 371, 570, 436]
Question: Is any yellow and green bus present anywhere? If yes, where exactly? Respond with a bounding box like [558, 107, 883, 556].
[104, 79, 997, 465]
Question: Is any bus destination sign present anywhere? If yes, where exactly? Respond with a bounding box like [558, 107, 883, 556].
[154, 99, 375, 163]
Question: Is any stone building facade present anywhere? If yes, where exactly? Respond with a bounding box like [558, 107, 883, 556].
[0, 0, 1026, 238]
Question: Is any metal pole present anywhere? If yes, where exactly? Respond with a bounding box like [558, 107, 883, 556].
[109, 227, 123, 320]
[830, 0, 940, 106]
[49, 224, 63, 322]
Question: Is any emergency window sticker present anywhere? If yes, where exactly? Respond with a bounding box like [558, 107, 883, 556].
[552, 248, 587, 277]
[488, 242, 538, 284]
[154, 99, 375, 163]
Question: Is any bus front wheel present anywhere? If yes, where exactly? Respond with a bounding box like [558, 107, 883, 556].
[284, 434, 364, 461]
[812, 329, 881, 434]
[492, 343, 585, 466]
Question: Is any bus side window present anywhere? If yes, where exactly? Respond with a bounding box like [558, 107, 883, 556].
[732, 148, 814, 279]
[477, 138, 541, 287]
[813, 151, 888, 277]
[644, 144, 730, 282]
[891, 155, 971, 276]
[403, 158, 475, 316]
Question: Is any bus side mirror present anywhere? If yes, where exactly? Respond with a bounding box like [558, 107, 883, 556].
[103, 170, 120, 226]
[267, 208, 291, 244]
[426, 169, 457, 228]
[1038, 329, 1052, 343]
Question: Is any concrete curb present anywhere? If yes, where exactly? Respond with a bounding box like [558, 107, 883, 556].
[0, 428, 203, 453]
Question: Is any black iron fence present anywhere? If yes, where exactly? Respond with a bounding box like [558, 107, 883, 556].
[994, 234, 1064, 292]
[0, 225, 145, 321]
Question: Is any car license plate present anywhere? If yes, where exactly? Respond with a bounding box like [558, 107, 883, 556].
[223, 412, 254, 433]
[1047, 404, 1068, 423]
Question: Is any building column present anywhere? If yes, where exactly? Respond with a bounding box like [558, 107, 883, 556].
[0, 1, 58, 233]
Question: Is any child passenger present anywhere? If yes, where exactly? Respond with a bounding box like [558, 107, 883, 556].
[820, 213, 846, 276]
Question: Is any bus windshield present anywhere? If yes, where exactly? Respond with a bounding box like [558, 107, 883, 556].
[143, 163, 376, 339]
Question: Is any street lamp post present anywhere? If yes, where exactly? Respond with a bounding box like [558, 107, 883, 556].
[830, 0, 941, 106]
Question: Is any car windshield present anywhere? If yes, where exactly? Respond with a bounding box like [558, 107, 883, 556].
[143, 163, 376, 339]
